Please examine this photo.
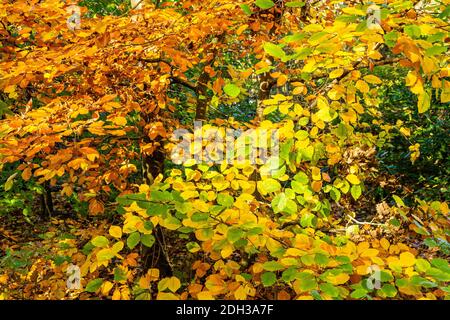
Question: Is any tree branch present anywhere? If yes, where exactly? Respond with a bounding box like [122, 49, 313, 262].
[139, 57, 197, 92]
[288, 57, 402, 84]
[169, 76, 197, 92]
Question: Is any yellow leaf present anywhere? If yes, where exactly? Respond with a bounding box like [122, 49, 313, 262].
[96, 248, 115, 262]
[181, 190, 199, 200]
[257, 178, 281, 195]
[147, 268, 160, 281]
[399, 252, 416, 267]
[418, 90, 431, 113]
[112, 116, 127, 126]
[405, 71, 417, 87]
[346, 174, 360, 185]
[363, 75, 382, 84]
[285, 248, 303, 257]
[101, 281, 114, 296]
[277, 74, 288, 86]
[311, 167, 321, 181]
[360, 248, 379, 258]
[357, 241, 370, 254]
[327, 273, 350, 285]
[302, 61, 316, 73]
[167, 276, 181, 293]
[156, 292, 179, 300]
[139, 275, 150, 289]
[221, 245, 234, 259]
[279, 102, 290, 114]
[234, 285, 247, 300]
[356, 80, 369, 93]
[356, 265, 370, 275]
[236, 24, 248, 36]
[380, 238, 390, 251]
[399, 127, 411, 137]
[4, 173, 17, 191]
[112, 288, 121, 300]
[109, 226, 122, 239]
[422, 56, 436, 75]
[329, 68, 344, 79]
[197, 291, 215, 300]
[293, 86, 305, 95]
[80, 147, 99, 162]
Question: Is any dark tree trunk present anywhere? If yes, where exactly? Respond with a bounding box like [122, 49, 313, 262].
[40, 181, 54, 220]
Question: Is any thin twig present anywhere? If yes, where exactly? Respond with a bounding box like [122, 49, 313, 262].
[347, 214, 385, 227]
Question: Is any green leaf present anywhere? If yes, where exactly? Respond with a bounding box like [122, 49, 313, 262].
[85, 278, 103, 293]
[117, 193, 146, 206]
[127, 232, 140, 249]
[319, 283, 339, 297]
[310, 290, 323, 300]
[114, 267, 127, 282]
[186, 242, 201, 253]
[297, 272, 317, 291]
[392, 195, 405, 207]
[379, 271, 394, 282]
[91, 236, 109, 248]
[282, 268, 298, 282]
[426, 268, 450, 282]
[293, 172, 309, 184]
[4, 173, 17, 191]
[0, 100, 13, 117]
[415, 259, 431, 273]
[380, 284, 397, 297]
[227, 227, 244, 243]
[309, 31, 328, 43]
[240, 4, 252, 15]
[141, 234, 155, 248]
[96, 248, 115, 261]
[262, 261, 285, 271]
[390, 218, 400, 227]
[404, 25, 421, 38]
[285, 1, 305, 7]
[351, 288, 368, 299]
[431, 258, 450, 273]
[330, 188, 341, 202]
[259, 178, 282, 194]
[283, 33, 305, 43]
[384, 31, 398, 47]
[217, 194, 234, 207]
[315, 253, 329, 266]
[300, 213, 317, 228]
[255, 0, 275, 10]
[350, 185, 362, 200]
[410, 276, 437, 288]
[191, 212, 209, 222]
[150, 190, 173, 202]
[425, 46, 447, 57]
[301, 254, 315, 266]
[439, 5, 450, 18]
[261, 272, 277, 287]
[223, 84, 240, 98]
[291, 181, 307, 194]
[263, 42, 286, 60]
[271, 193, 287, 213]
